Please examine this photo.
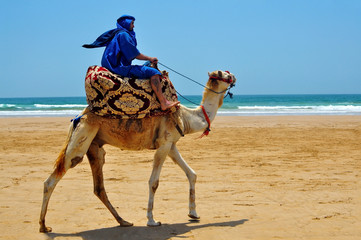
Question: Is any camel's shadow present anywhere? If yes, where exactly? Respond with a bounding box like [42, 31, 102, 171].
[45, 219, 248, 240]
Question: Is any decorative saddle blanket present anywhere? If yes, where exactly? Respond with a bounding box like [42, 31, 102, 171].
[85, 66, 178, 119]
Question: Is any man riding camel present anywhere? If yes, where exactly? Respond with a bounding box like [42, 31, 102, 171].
[83, 15, 179, 110]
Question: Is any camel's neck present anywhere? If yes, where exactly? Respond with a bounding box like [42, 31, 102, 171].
[181, 90, 223, 135]
[201, 91, 222, 122]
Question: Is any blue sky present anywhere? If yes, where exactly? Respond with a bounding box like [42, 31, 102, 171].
[0, 0, 360, 98]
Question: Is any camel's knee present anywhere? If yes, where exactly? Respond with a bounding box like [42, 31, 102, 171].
[192, 172, 197, 182]
[149, 179, 159, 194]
[87, 144, 107, 198]
[187, 171, 197, 185]
[43, 178, 53, 195]
[94, 184, 103, 198]
[42, 172, 63, 200]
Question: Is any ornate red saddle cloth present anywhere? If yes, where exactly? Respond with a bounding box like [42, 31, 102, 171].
[85, 66, 178, 119]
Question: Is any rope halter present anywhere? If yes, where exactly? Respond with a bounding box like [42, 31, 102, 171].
[207, 70, 236, 97]
[209, 70, 234, 84]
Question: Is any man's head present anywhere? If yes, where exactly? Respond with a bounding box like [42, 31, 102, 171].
[117, 15, 136, 31]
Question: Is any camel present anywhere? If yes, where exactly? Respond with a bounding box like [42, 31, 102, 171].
[39, 70, 236, 233]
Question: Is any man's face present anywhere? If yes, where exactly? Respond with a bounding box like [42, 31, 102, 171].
[129, 21, 134, 31]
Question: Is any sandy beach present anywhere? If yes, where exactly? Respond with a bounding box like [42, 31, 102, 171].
[0, 115, 360, 240]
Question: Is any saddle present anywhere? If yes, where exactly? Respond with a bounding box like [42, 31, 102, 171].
[85, 66, 179, 119]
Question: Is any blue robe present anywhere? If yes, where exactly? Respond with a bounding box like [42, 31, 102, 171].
[83, 15, 161, 79]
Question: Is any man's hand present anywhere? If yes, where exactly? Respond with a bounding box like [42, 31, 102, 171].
[136, 53, 158, 63]
[149, 57, 158, 63]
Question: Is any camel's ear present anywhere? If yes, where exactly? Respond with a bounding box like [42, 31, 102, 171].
[208, 72, 211, 77]
[218, 71, 223, 78]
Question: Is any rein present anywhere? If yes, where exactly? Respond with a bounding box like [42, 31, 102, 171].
[158, 62, 235, 138]
[158, 62, 234, 96]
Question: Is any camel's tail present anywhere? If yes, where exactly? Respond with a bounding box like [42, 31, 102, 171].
[53, 123, 74, 177]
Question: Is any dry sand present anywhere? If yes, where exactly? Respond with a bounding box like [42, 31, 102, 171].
[0, 115, 360, 240]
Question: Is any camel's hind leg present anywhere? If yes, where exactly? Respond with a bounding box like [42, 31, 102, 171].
[39, 169, 65, 233]
[39, 119, 99, 233]
[86, 142, 133, 227]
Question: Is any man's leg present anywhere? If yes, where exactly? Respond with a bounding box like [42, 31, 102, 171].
[150, 75, 179, 110]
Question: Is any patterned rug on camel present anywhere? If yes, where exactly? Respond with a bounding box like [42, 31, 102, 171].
[85, 66, 179, 119]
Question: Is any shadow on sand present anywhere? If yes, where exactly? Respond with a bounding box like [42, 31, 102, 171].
[45, 219, 248, 240]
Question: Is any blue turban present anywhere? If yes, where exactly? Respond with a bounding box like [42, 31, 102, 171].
[117, 15, 134, 31]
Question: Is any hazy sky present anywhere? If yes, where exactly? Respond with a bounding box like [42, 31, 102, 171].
[0, 0, 360, 98]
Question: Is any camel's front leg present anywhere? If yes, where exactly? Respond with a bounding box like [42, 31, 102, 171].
[168, 144, 200, 220]
[147, 143, 172, 226]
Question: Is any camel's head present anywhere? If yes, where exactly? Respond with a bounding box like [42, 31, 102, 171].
[207, 70, 236, 91]
[204, 70, 236, 107]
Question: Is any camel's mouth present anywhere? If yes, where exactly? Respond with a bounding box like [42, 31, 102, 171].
[224, 71, 236, 86]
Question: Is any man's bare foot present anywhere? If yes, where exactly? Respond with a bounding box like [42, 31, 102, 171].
[161, 100, 180, 111]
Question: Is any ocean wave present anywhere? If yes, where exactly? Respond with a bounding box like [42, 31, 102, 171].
[2, 95, 361, 116]
[34, 104, 88, 108]
[0, 104, 16, 108]
[238, 106, 313, 110]
[2, 105, 360, 117]
[217, 105, 361, 115]
[237, 105, 361, 112]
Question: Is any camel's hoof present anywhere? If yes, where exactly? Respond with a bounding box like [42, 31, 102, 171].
[39, 226, 52, 233]
[147, 221, 161, 227]
[119, 220, 133, 227]
[188, 213, 200, 220]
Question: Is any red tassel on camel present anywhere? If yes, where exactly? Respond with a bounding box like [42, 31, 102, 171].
[199, 106, 211, 138]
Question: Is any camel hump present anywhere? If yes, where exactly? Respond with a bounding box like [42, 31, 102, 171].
[84, 66, 179, 119]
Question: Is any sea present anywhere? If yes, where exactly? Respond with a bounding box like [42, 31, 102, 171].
[0, 94, 361, 117]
